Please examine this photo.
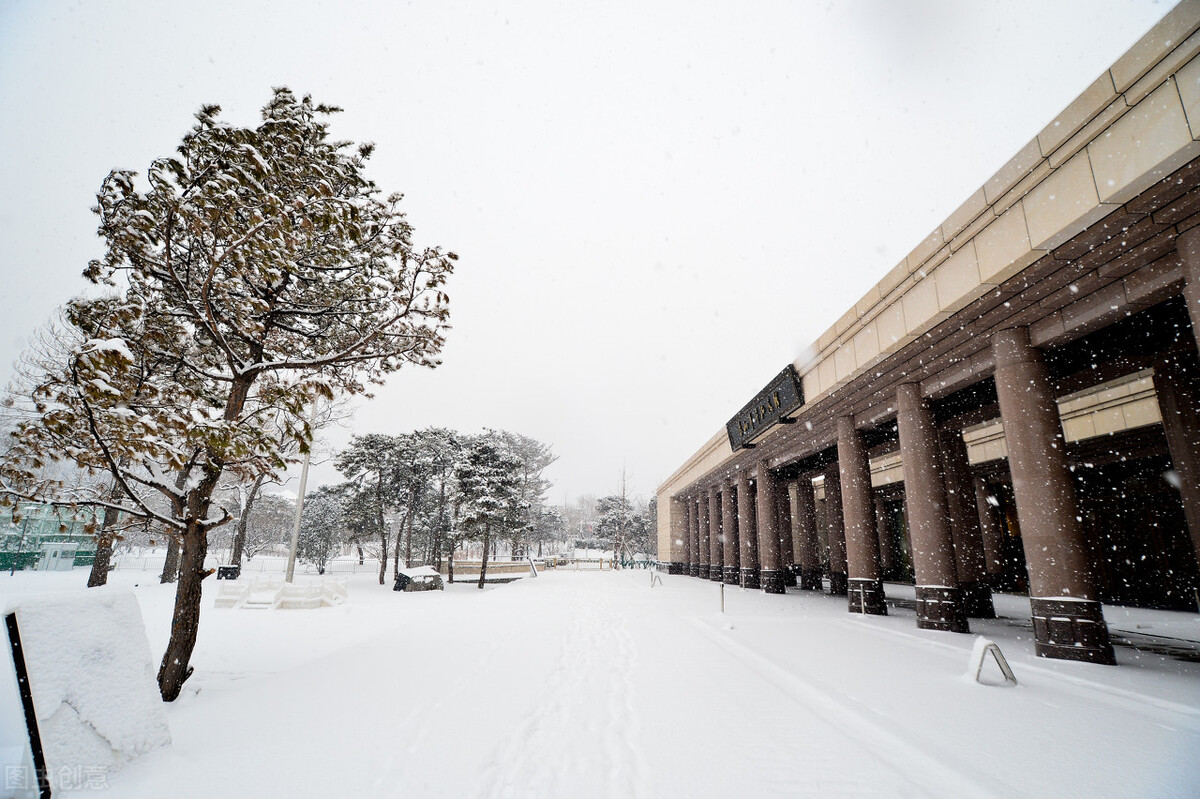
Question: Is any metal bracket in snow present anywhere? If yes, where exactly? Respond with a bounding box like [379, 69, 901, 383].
[973, 639, 1018, 686]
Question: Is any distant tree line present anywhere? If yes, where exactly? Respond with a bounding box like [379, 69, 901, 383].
[294, 428, 558, 588]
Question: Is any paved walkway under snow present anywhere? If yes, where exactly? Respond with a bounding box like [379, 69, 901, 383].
[4, 568, 1198, 797]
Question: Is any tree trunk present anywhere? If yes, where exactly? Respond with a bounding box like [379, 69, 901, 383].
[158, 373, 251, 701]
[447, 540, 455, 583]
[432, 482, 447, 570]
[376, 527, 386, 585]
[87, 502, 122, 588]
[398, 506, 412, 575]
[160, 534, 180, 583]
[157, 517, 211, 701]
[357, 543, 364, 565]
[404, 508, 415, 567]
[477, 525, 490, 589]
[230, 473, 266, 566]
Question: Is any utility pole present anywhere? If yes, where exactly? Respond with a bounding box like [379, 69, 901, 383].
[285, 400, 319, 583]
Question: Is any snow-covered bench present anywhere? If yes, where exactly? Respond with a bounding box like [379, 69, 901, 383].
[214, 576, 346, 609]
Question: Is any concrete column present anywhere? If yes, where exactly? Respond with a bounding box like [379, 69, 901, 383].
[896, 383, 969, 633]
[875, 496, 896, 576]
[838, 416, 886, 615]
[707, 486, 723, 582]
[777, 482, 797, 587]
[697, 496, 711, 580]
[823, 462, 848, 595]
[683, 500, 694, 576]
[737, 472, 760, 588]
[940, 427, 995, 618]
[1178, 228, 1200, 355]
[690, 497, 701, 577]
[756, 460, 785, 594]
[993, 327, 1114, 664]
[722, 483, 739, 584]
[1154, 361, 1200, 584]
[793, 479, 823, 590]
[973, 477, 1007, 585]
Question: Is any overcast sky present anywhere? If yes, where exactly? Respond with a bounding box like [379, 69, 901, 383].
[0, 0, 1176, 504]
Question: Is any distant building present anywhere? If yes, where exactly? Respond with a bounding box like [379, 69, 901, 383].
[1, 502, 99, 571]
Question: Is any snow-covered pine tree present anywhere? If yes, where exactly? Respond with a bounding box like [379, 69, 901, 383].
[297, 485, 345, 574]
[336, 434, 401, 585]
[454, 433, 524, 588]
[0, 89, 454, 701]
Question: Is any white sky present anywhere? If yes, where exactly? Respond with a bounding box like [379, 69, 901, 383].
[0, 0, 1177, 503]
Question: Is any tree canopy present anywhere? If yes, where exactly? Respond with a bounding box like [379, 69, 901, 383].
[0, 89, 455, 700]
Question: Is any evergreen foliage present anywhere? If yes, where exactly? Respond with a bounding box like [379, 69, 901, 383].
[0, 89, 454, 700]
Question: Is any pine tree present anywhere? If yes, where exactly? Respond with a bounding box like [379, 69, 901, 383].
[297, 485, 344, 574]
[0, 89, 453, 700]
[453, 434, 524, 588]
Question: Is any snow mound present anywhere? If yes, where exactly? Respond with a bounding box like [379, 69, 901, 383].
[5, 589, 171, 788]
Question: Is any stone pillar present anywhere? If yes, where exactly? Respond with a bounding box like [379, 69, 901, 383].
[722, 483, 739, 584]
[838, 416, 886, 615]
[793, 479, 823, 589]
[993, 327, 1114, 664]
[777, 482, 797, 587]
[708, 486, 723, 582]
[697, 496, 711, 580]
[683, 500, 694, 576]
[875, 496, 896, 577]
[690, 497, 701, 577]
[756, 460, 785, 594]
[1178, 228, 1200, 355]
[896, 383, 969, 633]
[737, 472, 760, 588]
[940, 427, 995, 618]
[973, 477, 1007, 586]
[823, 462, 848, 595]
[1155, 362, 1200, 578]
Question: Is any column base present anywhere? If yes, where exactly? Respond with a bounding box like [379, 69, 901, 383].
[782, 567, 797, 588]
[722, 566, 739, 585]
[847, 578, 887, 615]
[828, 572, 848, 596]
[689, 564, 699, 578]
[799, 569, 824, 590]
[709, 566, 724, 582]
[760, 569, 787, 594]
[915, 586, 970, 633]
[666, 562, 684, 575]
[698, 564, 709, 580]
[741, 567, 761, 590]
[1030, 597, 1116, 665]
[961, 580, 996, 618]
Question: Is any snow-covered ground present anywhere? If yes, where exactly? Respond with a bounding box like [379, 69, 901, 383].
[2, 568, 1199, 797]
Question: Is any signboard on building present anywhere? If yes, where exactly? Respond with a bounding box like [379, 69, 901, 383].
[725, 365, 805, 450]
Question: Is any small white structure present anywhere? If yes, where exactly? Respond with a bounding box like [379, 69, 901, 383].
[214, 576, 348, 610]
[36, 542, 78, 571]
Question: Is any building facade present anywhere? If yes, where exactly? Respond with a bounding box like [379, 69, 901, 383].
[656, 2, 1200, 665]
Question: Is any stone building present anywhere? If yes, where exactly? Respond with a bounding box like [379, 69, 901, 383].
[655, 2, 1200, 665]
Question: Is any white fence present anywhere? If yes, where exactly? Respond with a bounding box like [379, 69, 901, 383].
[111, 553, 382, 575]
